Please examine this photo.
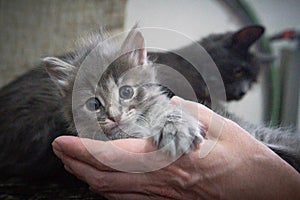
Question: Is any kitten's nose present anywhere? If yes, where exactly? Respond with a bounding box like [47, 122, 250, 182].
[107, 106, 121, 122]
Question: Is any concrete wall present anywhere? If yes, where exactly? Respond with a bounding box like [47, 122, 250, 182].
[0, 0, 126, 87]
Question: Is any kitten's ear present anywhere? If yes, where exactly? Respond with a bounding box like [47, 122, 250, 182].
[231, 25, 265, 52]
[121, 25, 147, 65]
[43, 57, 76, 96]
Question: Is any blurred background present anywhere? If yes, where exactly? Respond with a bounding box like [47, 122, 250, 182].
[0, 0, 299, 130]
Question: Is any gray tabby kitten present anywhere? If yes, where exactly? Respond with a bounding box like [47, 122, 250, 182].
[45, 28, 203, 154]
[0, 27, 202, 181]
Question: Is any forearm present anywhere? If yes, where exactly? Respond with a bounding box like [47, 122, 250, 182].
[229, 146, 300, 199]
[224, 111, 300, 174]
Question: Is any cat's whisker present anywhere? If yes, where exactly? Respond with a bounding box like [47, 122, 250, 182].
[136, 115, 151, 128]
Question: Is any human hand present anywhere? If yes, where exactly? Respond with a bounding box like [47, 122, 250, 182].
[52, 96, 300, 199]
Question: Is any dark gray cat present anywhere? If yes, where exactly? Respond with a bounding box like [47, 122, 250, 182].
[0, 26, 299, 187]
[148, 25, 266, 104]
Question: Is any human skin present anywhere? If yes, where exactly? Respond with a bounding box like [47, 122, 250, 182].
[52, 96, 300, 199]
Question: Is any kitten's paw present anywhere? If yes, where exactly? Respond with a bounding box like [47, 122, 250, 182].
[152, 115, 204, 157]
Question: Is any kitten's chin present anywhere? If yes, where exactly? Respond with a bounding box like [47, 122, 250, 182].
[100, 122, 119, 130]
[101, 125, 134, 140]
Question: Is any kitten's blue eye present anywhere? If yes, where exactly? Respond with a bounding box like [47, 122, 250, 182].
[119, 85, 134, 99]
[86, 97, 101, 111]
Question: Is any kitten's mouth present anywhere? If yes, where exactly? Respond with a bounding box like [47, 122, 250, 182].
[99, 121, 118, 128]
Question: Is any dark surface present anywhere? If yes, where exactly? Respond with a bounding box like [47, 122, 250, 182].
[0, 180, 106, 200]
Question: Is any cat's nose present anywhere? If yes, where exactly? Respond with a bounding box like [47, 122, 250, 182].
[107, 105, 122, 122]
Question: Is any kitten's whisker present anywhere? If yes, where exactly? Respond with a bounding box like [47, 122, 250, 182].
[136, 115, 150, 128]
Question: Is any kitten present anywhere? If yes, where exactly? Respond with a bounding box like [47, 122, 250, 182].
[149, 25, 266, 104]
[0, 27, 203, 181]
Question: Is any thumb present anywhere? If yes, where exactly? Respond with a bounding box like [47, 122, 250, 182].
[171, 96, 226, 141]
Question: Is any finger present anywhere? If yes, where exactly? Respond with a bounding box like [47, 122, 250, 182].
[61, 153, 157, 191]
[171, 96, 215, 128]
[90, 173, 152, 193]
[62, 156, 156, 193]
[102, 193, 148, 200]
[53, 136, 166, 172]
[102, 192, 156, 200]
[171, 96, 226, 140]
[63, 155, 179, 198]
[59, 152, 106, 183]
[102, 192, 174, 200]
[52, 136, 115, 171]
[53, 136, 155, 156]
[89, 173, 181, 199]
[62, 157, 89, 182]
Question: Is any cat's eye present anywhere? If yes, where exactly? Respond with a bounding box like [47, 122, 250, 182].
[234, 67, 244, 77]
[86, 97, 101, 111]
[119, 85, 134, 99]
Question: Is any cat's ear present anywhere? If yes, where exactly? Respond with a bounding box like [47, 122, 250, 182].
[121, 25, 147, 65]
[231, 25, 265, 52]
[43, 57, 76, 96]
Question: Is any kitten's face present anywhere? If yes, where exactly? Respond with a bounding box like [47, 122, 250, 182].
[44, 28, 161, 139]
[75, 60, 159, 140]
[201, 25, 264, 100]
